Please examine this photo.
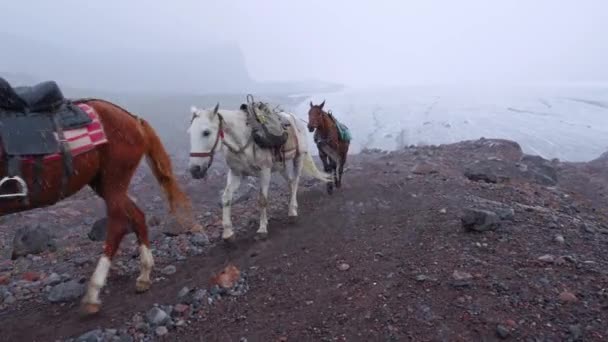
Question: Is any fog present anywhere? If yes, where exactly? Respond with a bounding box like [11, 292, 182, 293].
[2, 1, 608, 161]
[2, 0, 607, 89]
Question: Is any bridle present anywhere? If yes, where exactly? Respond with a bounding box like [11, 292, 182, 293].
[189, 114, 225, 170]
[189, 113, 254, 171]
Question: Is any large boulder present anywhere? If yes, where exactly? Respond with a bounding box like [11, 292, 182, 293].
[11, 225, 56, 259]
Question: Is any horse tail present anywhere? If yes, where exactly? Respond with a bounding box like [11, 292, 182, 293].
[301, 152, 332, 183]
[139, 119, 194, 226]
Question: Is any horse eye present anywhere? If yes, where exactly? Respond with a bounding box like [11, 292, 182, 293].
[202, 130, 211, 137]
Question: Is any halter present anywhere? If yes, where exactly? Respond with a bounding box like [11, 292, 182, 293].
[189, 113, 254, 171]
[189, 114, 225, 170]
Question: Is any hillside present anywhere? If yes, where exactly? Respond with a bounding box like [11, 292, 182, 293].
[0, 139, 606, 341]
[0, 32, 343, 96]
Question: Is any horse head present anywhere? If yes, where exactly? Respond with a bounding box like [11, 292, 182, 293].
[188, 103, 222, 179]
[307, 100, 326, 132]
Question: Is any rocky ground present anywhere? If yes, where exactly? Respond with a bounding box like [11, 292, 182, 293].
[0, 138, 607, 341]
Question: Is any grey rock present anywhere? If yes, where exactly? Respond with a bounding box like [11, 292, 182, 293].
[11, 225, 56, 259]
[3, 295, 16, 304]
[146, 307, 169, 326]
[76, 329, 103, 342]
[155, 326, 169, 336]
[190, 233, 210, 247]
[135, 322, 150, 333]
[48, 280, 85, 303]
[88, 218, 107, 242]
[496, 325, 510, 339]
[461, 209, 501, 232]
[521, 155, 558, 186]
[568, 324, 582, 341]
[177, 286, 190, 299]
[161, 265, 177, 275]
[44, 273, 62, 286]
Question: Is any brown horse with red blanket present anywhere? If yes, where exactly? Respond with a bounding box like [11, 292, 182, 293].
[308, 101, 350, 194]
[0, 84, 193, 314]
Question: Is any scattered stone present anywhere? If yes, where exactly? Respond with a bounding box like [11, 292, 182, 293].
[558, 291, 578, 304]
[177, 286, 190, 299]
[452, 270, 473, 281]
[416, 274, 430, 282]
[338, 263, 350, 271]
[464, 167, 499, 183]
[146, 307, 170, 326]
[43, 273, 62, 286]
[48, 279, 85, 303]
[76, 329, 103, 342]
[493, 207, 515, 221]
[538, 254, 555, 263]
[88, 218, 108, 242]
[155, 326, 169, 337]
[161, 265, 177, 275]
[11, 225, 56, 259]
[3, 295, 16, 304]
[496, 324, 511, 339]
[461, 208, 501, 232]
[412, 162, 438, 175]
[173, 303, 190, 316]
[554, 235, 565, 244]
[72, 257, 91, 267]
[148, 216, 162, 227]
[211, 264, 241, 289]
[22, 271, 41, 282]
[191, 289, 207, 305]
[439, 208, 447, 214]
[568, 324, 582, 341]
[190, 233, 210, 247]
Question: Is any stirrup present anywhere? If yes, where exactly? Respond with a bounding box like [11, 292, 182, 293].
[0, 176, 28, 199]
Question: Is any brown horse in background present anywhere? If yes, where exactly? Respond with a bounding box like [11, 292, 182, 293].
[0, 99, 193, 314]
[308, 101, 350, 194]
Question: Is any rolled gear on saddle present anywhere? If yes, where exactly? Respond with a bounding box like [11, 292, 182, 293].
[241, 94, 289, 149]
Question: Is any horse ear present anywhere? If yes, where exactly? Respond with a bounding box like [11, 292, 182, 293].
[213, 102, 220, 114]
[309, 101, 313, 108]
[320, 100, 325, 109]
[190, 106, 198, 114]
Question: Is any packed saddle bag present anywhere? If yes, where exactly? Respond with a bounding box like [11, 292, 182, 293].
[241, 94, 289, 149]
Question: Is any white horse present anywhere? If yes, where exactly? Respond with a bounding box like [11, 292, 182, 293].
[188, 103, 331, 240]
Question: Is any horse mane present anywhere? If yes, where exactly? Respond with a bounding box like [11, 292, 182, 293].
[72, 98, 139, 119]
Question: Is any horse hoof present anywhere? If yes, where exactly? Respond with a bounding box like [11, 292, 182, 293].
[254, 232, 268, 241]
[135, 280, 151, 293]
[82, 302, 101, 315]
[288, 215, 298, 224]
[223, 235, 236, 244]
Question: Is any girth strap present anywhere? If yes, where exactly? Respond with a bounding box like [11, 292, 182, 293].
[52, 114, 73, 199]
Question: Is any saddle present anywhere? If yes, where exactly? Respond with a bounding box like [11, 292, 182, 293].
[0, 77, 93, 201]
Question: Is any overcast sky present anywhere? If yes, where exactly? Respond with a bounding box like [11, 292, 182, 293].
[2, 0, 606, 87]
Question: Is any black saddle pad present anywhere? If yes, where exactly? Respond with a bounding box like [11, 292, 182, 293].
[0, 114, 60, 155]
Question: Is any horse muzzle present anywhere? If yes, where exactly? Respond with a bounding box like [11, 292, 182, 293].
[307, 125, 315, 133]
[189, 165, 208, 179]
